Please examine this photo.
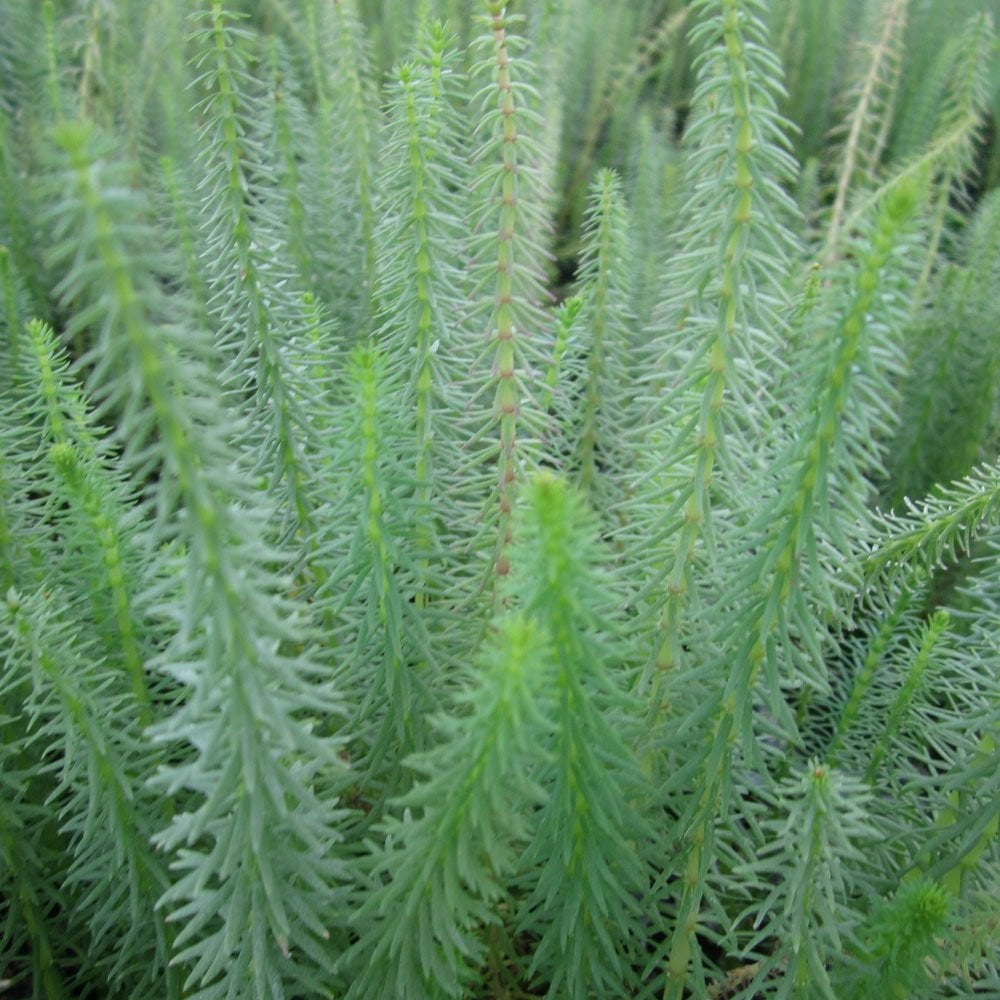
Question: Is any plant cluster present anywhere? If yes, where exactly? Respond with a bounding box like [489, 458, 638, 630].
[1, 1, 999, 998]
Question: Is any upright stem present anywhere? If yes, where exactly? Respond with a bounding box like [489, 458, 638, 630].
[487, 1, 521, 584]
[825, 0, 909, 258]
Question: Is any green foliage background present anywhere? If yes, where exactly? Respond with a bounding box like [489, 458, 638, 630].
[1, 1, 999, 997]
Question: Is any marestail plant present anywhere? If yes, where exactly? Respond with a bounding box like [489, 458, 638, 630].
[1, 1, 998, 998]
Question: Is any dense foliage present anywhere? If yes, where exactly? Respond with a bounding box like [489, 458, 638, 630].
[1, 1, 999, 997]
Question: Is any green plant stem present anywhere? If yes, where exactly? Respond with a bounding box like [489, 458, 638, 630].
[664, 179, 919, 1000]
[578, 172, 618, 494]
[650, 0, 794, 688]
[486, 0, 522, 585]
[826, 586, 919, 764]
[49, 443, 151, 726]
[866, 610, 949, 782]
